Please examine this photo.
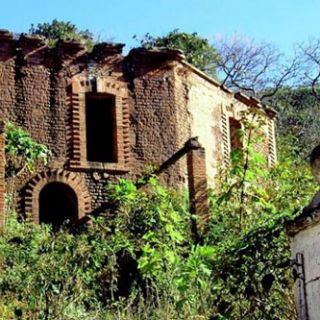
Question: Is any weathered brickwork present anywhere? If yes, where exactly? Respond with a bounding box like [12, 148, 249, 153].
[0, 123, 5, 228]
[0, 30, 276, 226]
[186, 139, 209, 232]
[173, 62, 277, 187]
[126, 49, 186, 185]
[23, 169, 91, 223]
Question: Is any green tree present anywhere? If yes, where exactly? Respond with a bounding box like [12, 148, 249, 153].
[29, 19, 94, 50]
[137, 29, 220, 78]
[269, 86, 320, 156]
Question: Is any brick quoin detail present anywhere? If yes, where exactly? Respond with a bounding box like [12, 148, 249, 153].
[24, 169, 91, 223]
[69, 76, 130, 172]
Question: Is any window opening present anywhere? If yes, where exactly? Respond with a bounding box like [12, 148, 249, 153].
[85, 93, 117, 163]
[229, 117, 243, 152]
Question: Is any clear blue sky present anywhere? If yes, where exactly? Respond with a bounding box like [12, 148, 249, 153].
[1, 0, 319, 55]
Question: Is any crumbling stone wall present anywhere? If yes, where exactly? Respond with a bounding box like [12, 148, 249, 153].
[180, 67, 225, 186]
[174, 61, 277, 187]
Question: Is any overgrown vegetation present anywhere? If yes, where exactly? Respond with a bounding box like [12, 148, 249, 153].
[4, 122, 50, 177]
[29, 19, 95, 50]
[0, 112, 315, 319]
[2, 22, 320, 319]
[137, 29, 220, 78]
[270, 86, 320, 156]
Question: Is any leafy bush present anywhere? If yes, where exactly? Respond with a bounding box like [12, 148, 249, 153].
[29, 19, 94, 50]
[4, 122, 51, 177]
[0, 178, 194, 319]
[204, 111, 314, 319]
[270, 86, 320, 156]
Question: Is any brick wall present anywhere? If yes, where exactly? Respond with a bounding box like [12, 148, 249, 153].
[0, 123, 5, 227]
[177, 65, 277, 187]
[126, 49, 189, 186]
[0, 32, 276, 223]
[186, 139, 209, 234]
[0, 31, 16, 123]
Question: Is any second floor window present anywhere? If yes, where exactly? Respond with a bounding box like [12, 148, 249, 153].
[85, 93, 117, 163]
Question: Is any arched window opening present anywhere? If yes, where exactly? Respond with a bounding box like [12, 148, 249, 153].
[39, 182, 78, 230]
[229, 118, 243, 152]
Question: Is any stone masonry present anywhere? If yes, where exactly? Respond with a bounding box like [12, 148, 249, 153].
[0, 29, 277, 229]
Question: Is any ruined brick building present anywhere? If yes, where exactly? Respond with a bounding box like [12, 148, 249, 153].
[0, 30, 277, 229]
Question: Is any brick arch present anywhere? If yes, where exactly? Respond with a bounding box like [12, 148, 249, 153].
[24, 169, 91, 223]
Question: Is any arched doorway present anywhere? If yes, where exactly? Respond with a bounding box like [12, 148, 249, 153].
[39, 182, 78, 230]
[24, 169, 91, 224]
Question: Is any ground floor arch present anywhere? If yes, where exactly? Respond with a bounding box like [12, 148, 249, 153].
[39, 182, 78, 229]
[23, 169, 91, 225]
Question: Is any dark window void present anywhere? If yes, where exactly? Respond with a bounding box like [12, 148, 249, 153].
[229, 118, 243, 151]
[85, 93, 117, 163]
[39, 182, 78, 230]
